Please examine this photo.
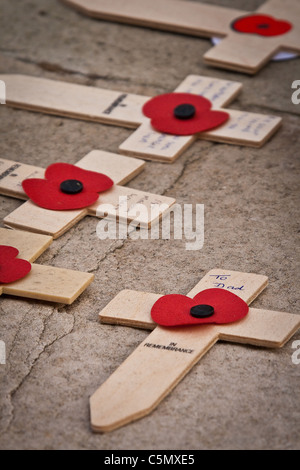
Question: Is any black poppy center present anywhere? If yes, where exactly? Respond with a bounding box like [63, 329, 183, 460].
[190, 304, 215, 319]
[60, 179, 84, 195]
[257, 23, 270, 29]
[174, 103, 196, 120]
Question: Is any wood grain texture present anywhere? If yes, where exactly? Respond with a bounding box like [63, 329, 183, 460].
[0, 228, 94, 303]
[90, 269, 300, 433]
[60, 0, 300, 74]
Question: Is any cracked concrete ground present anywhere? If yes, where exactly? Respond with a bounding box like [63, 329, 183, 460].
[0, 0, 299, 450]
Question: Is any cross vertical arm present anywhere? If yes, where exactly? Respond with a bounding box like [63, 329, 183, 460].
[60, 0, 243, 37]
[204, 35, 282, 75]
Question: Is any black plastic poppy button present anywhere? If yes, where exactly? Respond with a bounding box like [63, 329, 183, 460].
[190, 304, 214, 319]
[60, 179, 84, 195]
[174, 104, 196, 120]
[257, 23, 270, 29]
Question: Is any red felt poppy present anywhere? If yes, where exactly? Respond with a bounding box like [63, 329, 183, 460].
[142, 93, 229, 136]
[22, 163, 114, 211]
[232, 14, 292, 37]
[0, 246, 32, 284]
[151, 288, 249, 327]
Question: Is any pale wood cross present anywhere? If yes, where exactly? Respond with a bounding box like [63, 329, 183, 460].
[0, 228, 94, 304]
[61, 0, 300, 74]
[90, 269, 300, 432]
[0, 74, 282, 163]
[0, 150, 175, 239]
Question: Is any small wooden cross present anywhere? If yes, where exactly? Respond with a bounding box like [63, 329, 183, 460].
[61, 0, 300, 74]
[0, 74, 282, 163]
[90, 269, 300, 432]
[0, 228, 94, 304]
[0, 150, 175, 238]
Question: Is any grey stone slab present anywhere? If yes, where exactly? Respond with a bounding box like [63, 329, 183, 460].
[0, 0, 299, 451]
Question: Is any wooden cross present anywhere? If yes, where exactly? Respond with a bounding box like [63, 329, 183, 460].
[0, 150, 175, 239]
[90, 269, 300, 432]
[61, 0, 300, 74]
[0, 228, 94, 304]
[0, 74, 282, 163]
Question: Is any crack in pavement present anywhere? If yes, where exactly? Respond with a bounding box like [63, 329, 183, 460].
[1, 309, 75, 436]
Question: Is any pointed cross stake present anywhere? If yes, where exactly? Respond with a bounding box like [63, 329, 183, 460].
[0, 74, 282, 163]
[61, 0, 300, 74]
[90, 269, 300, 432]
[0, 150, 175, 238]
[0, 228, 94, 304]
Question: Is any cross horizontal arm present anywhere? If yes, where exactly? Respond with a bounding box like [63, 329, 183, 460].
[0, 152, 145, 201]
[2, 151, 152, 238]
[4, 184, 175, 237]
[218, 308, 300, 348]
[99, 269, 268, 327]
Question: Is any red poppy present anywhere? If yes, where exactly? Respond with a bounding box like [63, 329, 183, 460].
[0, 246, 32, 284]
[151, 288, 249, 327]
[22, 163, 114, 211]
[232, 14, 292, 37]
[142, 93, 229, 136]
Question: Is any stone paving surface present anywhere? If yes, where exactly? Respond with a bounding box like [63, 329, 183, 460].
[0, 0, 299, 450]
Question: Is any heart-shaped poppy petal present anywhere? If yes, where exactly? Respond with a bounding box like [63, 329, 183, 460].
[143, 92, 229, 136]
[151, 288, 249, 327]
[22, 163, 114, 211]
[143, 93, 212, 120]
[22, 179, 101, 211]
[0, 245, 32, 284]
[45, 163, 114, 192]
[150, 110, 229, 135]
[232, 14, 292, 37]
